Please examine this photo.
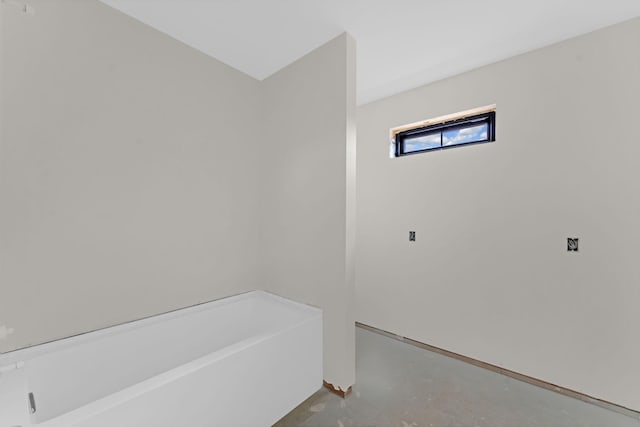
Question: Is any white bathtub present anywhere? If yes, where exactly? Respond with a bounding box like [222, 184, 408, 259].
[0, 291, 322, 427]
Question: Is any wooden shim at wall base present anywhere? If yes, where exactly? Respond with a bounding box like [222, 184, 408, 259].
[323, 380, 352, 398]
[389, 104, 497, 140]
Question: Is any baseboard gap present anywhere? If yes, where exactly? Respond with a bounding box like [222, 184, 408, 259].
[355, 322, 640, 420]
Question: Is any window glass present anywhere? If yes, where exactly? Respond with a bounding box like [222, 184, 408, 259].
[403, 132, 441, 153]
[394, 111, 495, 157]
[442, 123, 488, 147]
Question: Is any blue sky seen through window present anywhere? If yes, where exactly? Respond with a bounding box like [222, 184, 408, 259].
[403, 123, 489, 153]
[403, 132, 440, 152]
[443, 124, 488, 147]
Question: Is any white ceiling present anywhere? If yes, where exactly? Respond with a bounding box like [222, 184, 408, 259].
[99, 0, 639, 105]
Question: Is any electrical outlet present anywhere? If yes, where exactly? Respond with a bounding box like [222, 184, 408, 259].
[567, 238, 579, 252]
[409, 231, 416, 242]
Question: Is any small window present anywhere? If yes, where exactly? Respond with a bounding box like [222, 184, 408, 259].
[392, 108, 496, 157]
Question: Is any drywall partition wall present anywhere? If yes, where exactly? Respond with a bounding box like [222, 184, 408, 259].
[356, 18, 640, 410]
[0, 0, 262, 353]
[261, 34, 357, 392]
[0, 5, 4, 213]
[0, 2, 4, 141]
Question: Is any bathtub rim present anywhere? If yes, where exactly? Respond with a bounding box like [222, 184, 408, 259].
[29, 312, 322, 426]
[0, 290, 320, 366]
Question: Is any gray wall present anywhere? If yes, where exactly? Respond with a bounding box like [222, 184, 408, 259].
[356, 18, 640, 410]
[261, 34, 357, 391]
[0, 0, 356, 390]
[0, 0, 262, 352]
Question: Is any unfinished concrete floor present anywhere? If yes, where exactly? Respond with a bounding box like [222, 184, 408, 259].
[274, 326, 640, 427]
